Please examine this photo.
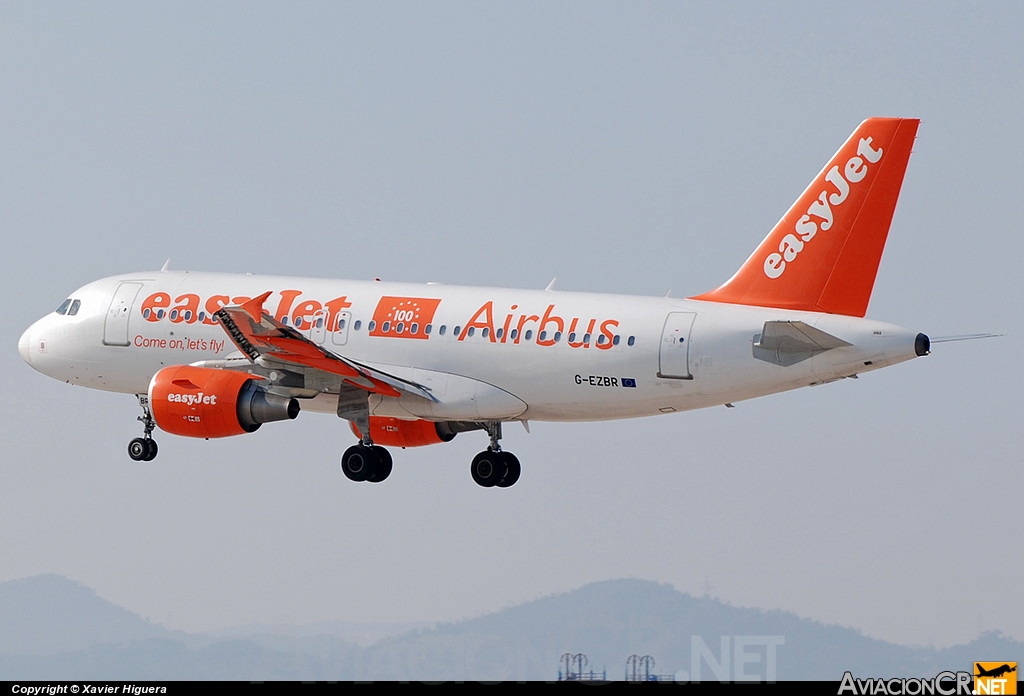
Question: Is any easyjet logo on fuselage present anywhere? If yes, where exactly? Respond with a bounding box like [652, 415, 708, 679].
[140, 290, 353, 332]
[763, 136, 884, 279]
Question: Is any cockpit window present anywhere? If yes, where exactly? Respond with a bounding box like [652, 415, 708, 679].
[68, 300, 81, 316]
[55, 299, 72, 315]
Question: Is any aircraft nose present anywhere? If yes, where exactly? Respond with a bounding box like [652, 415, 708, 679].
[19, 326, 33, 366]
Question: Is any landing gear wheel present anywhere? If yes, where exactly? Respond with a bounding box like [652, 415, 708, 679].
[471, 450, 508, 487]
[128, 438, 149, 461]
[496, 451, 520, 487]
[143, 439, 158, 461]
[341, 444, 374, 482]
[367, 446, 392, 483]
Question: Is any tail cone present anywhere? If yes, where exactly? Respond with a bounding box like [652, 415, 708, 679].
[915, 333, 930, 356]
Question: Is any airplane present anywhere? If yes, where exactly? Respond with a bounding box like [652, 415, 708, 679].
[975, 664, 1017, 679]
[19, 117, 931, 488]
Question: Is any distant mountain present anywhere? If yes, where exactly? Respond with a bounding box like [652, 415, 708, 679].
[206, 620, 431, 646]
[0, 574, 174, 656]
[354, 579, 1021, 681]
[1, 575, 1020, 681]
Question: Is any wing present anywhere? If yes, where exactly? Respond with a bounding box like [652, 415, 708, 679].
[212, 291, 437, 402]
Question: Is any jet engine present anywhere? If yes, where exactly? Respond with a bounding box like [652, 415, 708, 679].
[149, 365, 299, 438]
[350, 416, 458, 448]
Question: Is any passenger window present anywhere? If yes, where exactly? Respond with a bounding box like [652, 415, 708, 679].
[410, 323, 418, 335]
[554, 331, 561, 342]
[454, 326, 461, 336]
[525, 330, 533, 340]
[510, 329, 518, 340]
[496, 328, 504, 339]
[424, 324, 432, 335]
[55, 299, 72, 315]
[68, 300, 81, 316]
[467, 327, 475, 337]
[354, 320, 362, 330]
[613, 335, 620, 346]
[539, 331, 547, 341]
[439, 325, 446, 335]
[627, 336, 635, 346]
[368, 321, 376, 332]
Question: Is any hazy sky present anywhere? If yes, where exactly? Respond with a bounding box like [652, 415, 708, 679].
[1, 2, 1020, 649]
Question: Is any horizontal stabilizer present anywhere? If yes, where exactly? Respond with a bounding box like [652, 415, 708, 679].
[754, 321, 850, 366]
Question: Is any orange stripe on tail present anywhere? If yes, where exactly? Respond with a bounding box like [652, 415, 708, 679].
[690, 117, 919, 317]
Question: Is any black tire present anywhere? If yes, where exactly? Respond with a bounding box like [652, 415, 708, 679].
[128, 438, 149, 461]
[341, 444, 373, 482]
[496, 451, 521, 488]
[143, 439, 159, 461]
[367, 447, 392, 483]
[470, 450, 507, 487]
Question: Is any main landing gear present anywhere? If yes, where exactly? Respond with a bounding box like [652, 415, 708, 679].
[337, 388, 392, 483]
[470, 422, 521, 488]
[128, 395, 159, 462]
[340, 444, 393, 483]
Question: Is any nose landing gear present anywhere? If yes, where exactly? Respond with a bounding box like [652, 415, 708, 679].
[128, 395, 158, 461]
[128, 437, 158, 462]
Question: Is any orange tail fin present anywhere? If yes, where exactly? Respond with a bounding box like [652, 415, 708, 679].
[691, 117, 919, 317]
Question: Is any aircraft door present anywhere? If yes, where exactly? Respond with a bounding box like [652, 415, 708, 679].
[658, 312, 696, 379]
[103, 282, 143, 346]
[331, 311, 351, 346]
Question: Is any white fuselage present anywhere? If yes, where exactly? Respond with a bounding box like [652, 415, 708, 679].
[19, 270, 923, 425]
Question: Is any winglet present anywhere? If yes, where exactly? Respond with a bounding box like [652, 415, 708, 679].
[691, 118, 920, 317]
[240, 291, 273, 321]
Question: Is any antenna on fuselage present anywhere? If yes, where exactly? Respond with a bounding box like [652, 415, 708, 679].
[545, 277, 557, 291]
[160, 259, 171, 272]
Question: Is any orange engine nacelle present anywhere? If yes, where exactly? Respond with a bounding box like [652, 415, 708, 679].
[149, 365, 299, 439]
[350, 417, 457, 448]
